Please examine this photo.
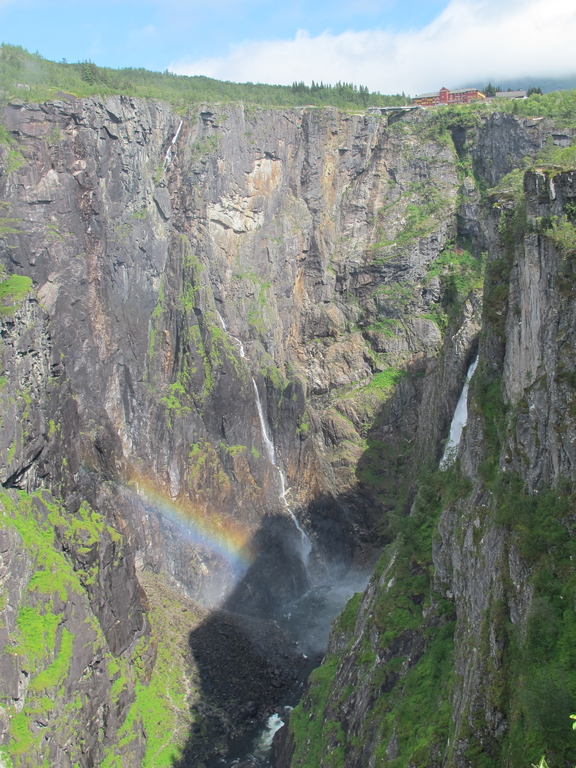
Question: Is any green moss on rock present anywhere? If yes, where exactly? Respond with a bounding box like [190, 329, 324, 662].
[0, 274, 32, 316]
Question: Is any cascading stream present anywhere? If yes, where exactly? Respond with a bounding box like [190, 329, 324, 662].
[208, 311, 331, 768]
[163, 120, 183, 168]
[440, 355, 478, 469]
[216, 310, 311, 562]
[252, 381, 312, 564]
[253, 379, 277, 466]
[216, 310, 245, 357]
[278, 468, 312, 563]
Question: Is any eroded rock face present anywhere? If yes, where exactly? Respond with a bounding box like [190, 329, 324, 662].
[0, 95, 569, 766]
[0, 489, 149, 766]
[423, 170, 576, 768]
[0, 98, 472, 589]
[282, 125, 576, 768]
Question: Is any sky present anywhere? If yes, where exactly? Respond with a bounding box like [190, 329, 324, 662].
[1, 0, 576, 95]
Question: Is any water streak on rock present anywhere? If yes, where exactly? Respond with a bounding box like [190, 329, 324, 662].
[252, 380, 311, 563]
[217, 309, 311, 563]
[440, 355, 478, 469]
[163, 119, 183, 167]
[216, 309, 245, 357]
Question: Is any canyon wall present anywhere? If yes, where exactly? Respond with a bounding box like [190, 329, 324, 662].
[0, 95, 570, 766]
[283, 124, 576, 768]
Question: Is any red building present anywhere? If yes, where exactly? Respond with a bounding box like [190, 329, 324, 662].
[414, 87, 486, 106]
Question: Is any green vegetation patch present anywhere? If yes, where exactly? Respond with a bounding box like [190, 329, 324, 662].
[374, 282, 416, 313]
[366, 368, 405, 393]
[13, 604, 60, 664]
[0, 120, 26, 176]
[531, 181, 576, 263]
[30, 628, 74, 691]
[4, 493, 85, 602]
[0, 274, 32, 315]
[496, 89, 576, 125]
[488, 168, 526, 207]
[411, 106, 482, 149]
[471, 374, 507, 483]
[189, 135, 219, 164]
[332, 592, 363, 637]
[457, 320, 576, 766]
[373, 182, 452, 254]
[364, 317, 401, 337]
[458, 473, 576, 768]
[535, 138, 576, 173]
[0, 489, 119, 763]
[161, 380, 191, 417]
[187, 439, 230, 494]
[289, 655, 342, 768]
[147, 275, 165, 359]
[422, 243, 485, 332]
[365, 468, 469, 767]
[126, 571, 204, 768]
[296, 410, 310, 437]
[546, 217, 576, 260]
[9, 712, 34, 756]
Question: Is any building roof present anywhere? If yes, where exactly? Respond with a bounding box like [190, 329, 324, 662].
[495, 90, 527, 99]
[449, 87, 484, 95]
[415, 87, 484, 99]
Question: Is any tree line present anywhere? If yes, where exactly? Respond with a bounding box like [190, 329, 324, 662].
[0, 44, 408, 110]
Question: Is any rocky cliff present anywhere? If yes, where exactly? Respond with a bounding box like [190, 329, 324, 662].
[0, 94, 571, 767]
[282, 122, 576, 768]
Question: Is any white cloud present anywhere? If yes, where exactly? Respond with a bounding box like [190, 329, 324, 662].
[169, 0, 576, 94]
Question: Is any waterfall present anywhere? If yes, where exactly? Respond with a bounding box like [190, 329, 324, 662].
[279, 469, 312, 561]
[216, 308, 311, 562]
[163, 120, 183, 168]
[252, 380, 311, 562]
[216, 309, 245, 357]
[216, 309, 227, 331]
[252, 712, 287, 760]
[440, 356, 478, 470]
[253, 379, 276, 465]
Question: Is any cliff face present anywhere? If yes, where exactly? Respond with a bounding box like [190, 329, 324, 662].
[284, 128, 576, 767]
[0, 97, 469, 590]
[0, 95, 569, 766]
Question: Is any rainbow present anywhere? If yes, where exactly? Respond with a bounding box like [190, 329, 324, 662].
[126, 471, 255, 571]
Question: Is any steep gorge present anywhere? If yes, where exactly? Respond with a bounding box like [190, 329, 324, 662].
[0, 95, 572, 767]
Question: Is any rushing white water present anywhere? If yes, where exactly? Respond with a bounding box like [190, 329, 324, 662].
[279, 469, 312, 562]
[216, 309, 227, 331]
[440, 356, 478, 469]
[253, 380, 277, 465]
[252, 381, 311, 561]
[163, 120, 183, 168]
[253, 376, 311, 561]
[216, 309, 311, 562]
[216, 309, 245, 357]
[252, 712, 287, 760]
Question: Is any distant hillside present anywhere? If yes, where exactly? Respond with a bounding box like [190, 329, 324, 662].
[462, 75, 576, 94]
[0, 43, 408, 110]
